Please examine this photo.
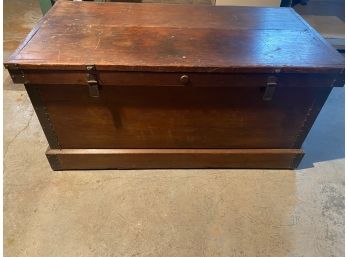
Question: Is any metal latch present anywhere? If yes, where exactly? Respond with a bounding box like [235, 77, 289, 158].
[86, 65, 100, 97]
[263, 76, 278, 101]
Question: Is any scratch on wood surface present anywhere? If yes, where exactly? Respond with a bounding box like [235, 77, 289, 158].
[264, 47, 282, 56]
[207, 67, 223, 72]
[95, 37, 101, 50]
[95, 32, 103, 50]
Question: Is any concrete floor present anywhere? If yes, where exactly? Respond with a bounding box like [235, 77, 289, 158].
[4, 1, 344, 257]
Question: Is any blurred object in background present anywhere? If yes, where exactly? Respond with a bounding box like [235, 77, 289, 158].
[213, 0, 309, 6]
[303, 15, 345, 51]
[291, 0, 310, 6]
[294, 0, 344, 20]
[294, 0, 344, 51]
[214, 0, 281, 6]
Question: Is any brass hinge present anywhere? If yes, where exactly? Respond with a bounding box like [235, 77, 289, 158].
[86, 65, 100, 97]
[263, 76, 278, 101]
[4, 63, 27, 84]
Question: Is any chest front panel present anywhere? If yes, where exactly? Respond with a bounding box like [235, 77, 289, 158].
[36, 84, 331, 149]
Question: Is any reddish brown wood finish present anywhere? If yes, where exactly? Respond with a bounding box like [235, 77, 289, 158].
[36, 85, 331, 149]
[46, 148, 304, 170]
[5, 2, 345, 170]
[19, 70, 342, 87]
[5, 1, 344, 74]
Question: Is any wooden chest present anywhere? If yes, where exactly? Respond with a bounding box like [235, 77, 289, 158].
[5, 1, 344, 170]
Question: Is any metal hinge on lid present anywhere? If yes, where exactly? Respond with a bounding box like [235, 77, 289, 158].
[86, 65, 100, 97]
[263, 76, 278, 101]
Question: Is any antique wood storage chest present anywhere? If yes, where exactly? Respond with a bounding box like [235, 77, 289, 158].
[5, 1, 344, 170]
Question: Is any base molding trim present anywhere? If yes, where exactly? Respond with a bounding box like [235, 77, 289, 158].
[46, 148, 304, 170]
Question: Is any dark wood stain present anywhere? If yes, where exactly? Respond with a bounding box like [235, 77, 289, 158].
[37, 85, 330, 150]
[5, 1, 344, 73]
[46, 148, 304, 170]
[4, 2, 345, 170]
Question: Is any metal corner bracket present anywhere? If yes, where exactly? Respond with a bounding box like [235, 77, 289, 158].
[4, 63, 28, 84]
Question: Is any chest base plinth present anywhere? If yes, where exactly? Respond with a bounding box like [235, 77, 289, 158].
[46, 148, 304, 170]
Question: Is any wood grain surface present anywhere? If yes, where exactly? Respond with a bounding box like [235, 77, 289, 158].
[46, 148, 304, 170]
[37, 84, 332, 149]
[5, 1, 344, 73]
[4, 1, 344, 170]
[21, 70, 342, 87]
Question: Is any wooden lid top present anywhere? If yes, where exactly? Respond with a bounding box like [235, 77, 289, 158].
[5, 1, 344, 73]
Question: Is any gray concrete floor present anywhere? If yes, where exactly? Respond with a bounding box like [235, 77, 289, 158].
[4, 1, 344, 257]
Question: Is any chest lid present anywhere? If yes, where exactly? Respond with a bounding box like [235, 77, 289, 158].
[4, 1, 344, 86]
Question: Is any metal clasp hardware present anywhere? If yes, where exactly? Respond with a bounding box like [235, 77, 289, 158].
[263, 76, 278, 101]
[86, 65, 100, 98]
